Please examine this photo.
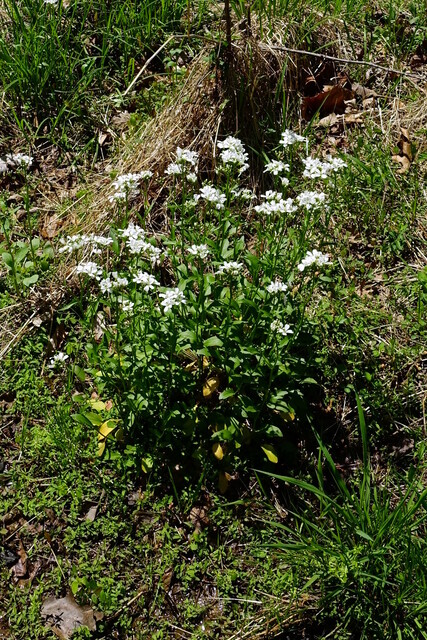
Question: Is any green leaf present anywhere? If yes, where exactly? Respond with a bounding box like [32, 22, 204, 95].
[219, 388, 235, 400]
[15, 246, 29, 263]
[22, 274, 39, 287]
[266, 425, 283, 438]
[204, 336, 223, 348]
[2, 252, 14, 270]
[73, 365, 86, 382]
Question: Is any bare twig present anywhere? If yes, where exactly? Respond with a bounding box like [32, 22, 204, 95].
[260, 43, 425, 80]
[123, 35, 175, 96]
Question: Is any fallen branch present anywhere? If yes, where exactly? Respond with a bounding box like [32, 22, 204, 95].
[259, 43, 425, 80]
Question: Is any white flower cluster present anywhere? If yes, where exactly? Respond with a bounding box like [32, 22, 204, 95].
[271, 320, 293, 336]
[217, 136, 249, 174]
[159, 287, 187, 312]
[76, 261, 103, 279]
[99, 272, 129, 294]
[230, 188, 256, 201]
[165, 146, 198, 180]
[297, 249, 331, 272]
[266, 280, 288, 294]
[187, 244, 210, 260]
[255, 191, 296, 216]
[109, 172, 151, 203]
[195, 185, 226, 210]
[118, 297, 134, 313]
[296, 191, 326, 209]
[279, 130, 307, 147]
[119, 223, 163, 265]
[59, 233, 113, 254]
[302, 156, 347, 179]
[216, 261, 243, 276]
[0, 153, 34, 173]
[264, 160, 289, 176]
[132, 271, 160, 292]
[48, 351, 69, 368]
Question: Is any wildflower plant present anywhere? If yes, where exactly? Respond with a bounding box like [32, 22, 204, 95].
[60, 132, 347, 475]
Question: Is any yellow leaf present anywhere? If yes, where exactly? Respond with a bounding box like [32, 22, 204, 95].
[212, 443, 224, 460]
[89, 400, 106, 411]
[98, 420, 118, 440]
[261, 444, 279, 464]
[218, 471, 229, 494]
[97, 440, 106, 457]
[115, 427, 124, 442]
[203, 376, 220, 398]
[141, 455, 153, 474]
[279, 410, 295, 422]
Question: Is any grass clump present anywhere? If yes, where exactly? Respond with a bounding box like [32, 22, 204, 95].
[262, 396, 427, 639]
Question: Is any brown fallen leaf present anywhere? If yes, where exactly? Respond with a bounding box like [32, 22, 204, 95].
[351, 83, 378, 99]
[302, 85, 354, 120]
[392, 128, 413, 173]
[40, 215, 61, 239]
[11, 541, 27, 581]
[189, 505, 209, 531]
[41, 593, 98, 640]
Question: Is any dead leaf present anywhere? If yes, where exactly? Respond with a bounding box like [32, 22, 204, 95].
[84, 505, 98, 522]
[11, 541, 27, 581]
[317, 113, 339, 128]
[162, 568, 174, 592]
[41, 593, 98, 639]
[189, 506, 209, 531]
[398, 128, 412, 161]
[392, 155, 411, 173]
[302, 85, 354, 120]
[392, 128, 413, 173]
[41, 216, 61, 239]
[203, 376, 220, 398]
[351, 83, 378, 99]
[97, 131, 109, 146]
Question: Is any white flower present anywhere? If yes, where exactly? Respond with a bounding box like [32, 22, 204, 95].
[231, 188, 256, 201]
[88, 234, 113, 247]
[217, 136, 249, 173]
[216, 261, 243, 276]
[302, 156, 347, 179]
[48, 352, 69, 368]
[120, 222, 145, 241]
[99, 277, 113, 294]
[111, 272, 129, 287]
[139, 170, 153, 180]
[279, 129, 307, 147]
[99, 272, 128, 293]
[76, 262, 103, 279]
[44, 0, 59, 4]
[325, 155, 347, 171]
[195, 185, 226, 210]
[165, 162, 183, 176]
[262, 190, 283, 202]
[187, 244, 210, 260]
[264, 160, 289, 175]
[109, 172, 146, 202]
[159, 287, 187, 312]
[296, 191, 326, 209]
[271, 320, 293, 336]
[59, 234, 89, 253]
[281, 177, 290, 187]
[266, 280, 288, 294]
[254, 197, 296, 216]
[186, 172, 198, 183]
[176, 147, 199, 167]
[133, 271, 160, 292]
[297, 249, 331, 272]
[6, 153, 33, 168]
[118, 297, 134, 313]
